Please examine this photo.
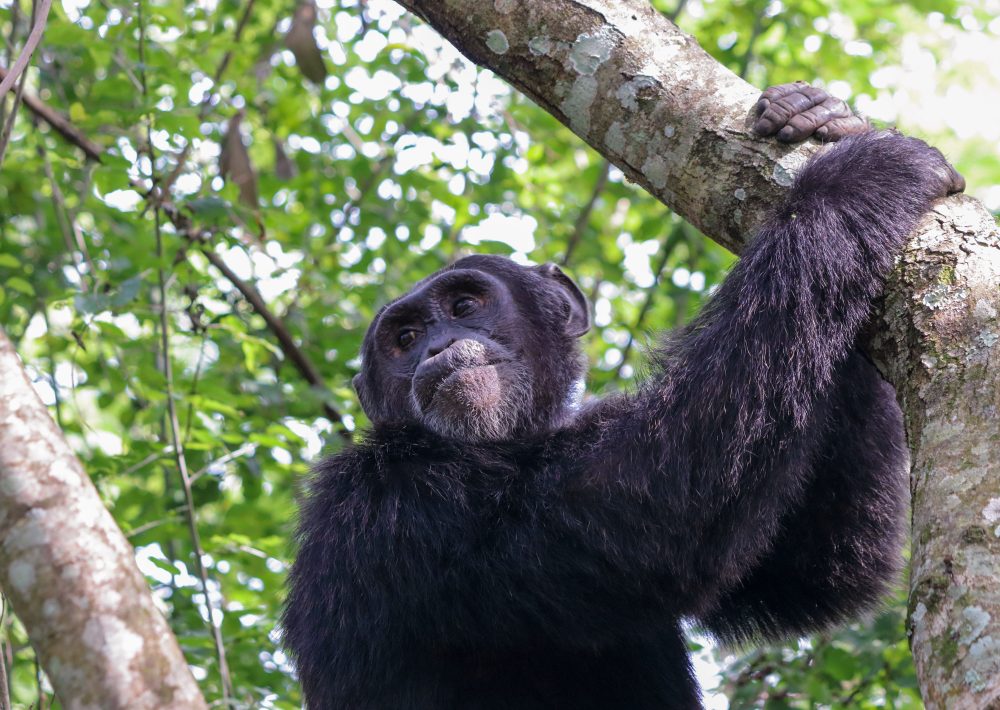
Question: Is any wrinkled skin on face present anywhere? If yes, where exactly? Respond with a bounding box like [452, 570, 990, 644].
[353, 255, 590, 442]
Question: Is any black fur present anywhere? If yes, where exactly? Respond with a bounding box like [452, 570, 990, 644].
[283, 130, 960, 708]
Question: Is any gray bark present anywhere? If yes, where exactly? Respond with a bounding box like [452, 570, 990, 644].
[395, 0, 1000, 705]
[0, 330, 207, 709]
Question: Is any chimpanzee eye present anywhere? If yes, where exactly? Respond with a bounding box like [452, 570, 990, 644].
[398, 328, 420, 349]
[452, 297, 479, 317]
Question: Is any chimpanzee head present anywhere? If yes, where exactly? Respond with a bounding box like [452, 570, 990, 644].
[353, 255, 591, 442]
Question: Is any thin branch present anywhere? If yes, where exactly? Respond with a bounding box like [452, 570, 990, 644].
[736, 4, 765, 80]
[0, 0, 40, 169]
[136, 1, 233, 701]
[0, 66, 103, 160]
[38, 144, 97, 287]
[125, 512, 186, 540]
[666, 0, 687, 23]
[189, 442, 256, 485]
[0, 0, 51, 98]
[342, 111, 422, 222]
[201, 246, 353, 440]
[119, 448, 172, 478]
[40, 306, 62, 428]
[672, 236, 702, 328]
[613, 223, 685, 380]
[33, 655, 46, 710]
[561, 160, 610, 267]
[147, 197, 354, 441]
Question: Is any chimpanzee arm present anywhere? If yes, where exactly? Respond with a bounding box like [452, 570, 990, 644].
[581, 131, 961, 613]
[696, 349, 910, 643]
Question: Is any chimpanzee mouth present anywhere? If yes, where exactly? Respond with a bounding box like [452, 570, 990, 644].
[415, 362, 505, 413]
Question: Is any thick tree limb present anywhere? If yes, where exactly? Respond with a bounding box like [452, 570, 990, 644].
[0, 329, 207, 710]
[395, 0, 1000, 706]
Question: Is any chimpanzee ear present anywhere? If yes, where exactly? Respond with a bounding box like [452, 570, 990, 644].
[536, 263, 591, 338]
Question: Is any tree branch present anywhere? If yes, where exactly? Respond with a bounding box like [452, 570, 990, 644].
[135, 4, 232, 698]
[157, 203, 354, 441]
[0, 0, 50, 98]
[0, 329, 207, 709]
[612, 222, 684, 380]
[0, 66, 103, 161]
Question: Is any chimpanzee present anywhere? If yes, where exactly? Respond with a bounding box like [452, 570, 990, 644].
[282, 83, 965, 708]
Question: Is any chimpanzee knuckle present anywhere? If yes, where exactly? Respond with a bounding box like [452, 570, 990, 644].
[787, 113, 817, 134]
[822, 97, 852, 118]
[781, 92, 815, 114]
[801, 85, 828, 104]
[803, 104, 834, 126]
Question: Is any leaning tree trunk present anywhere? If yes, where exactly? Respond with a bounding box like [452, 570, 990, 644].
[0, 330, 207, 709]
[394, 0, 1000, 705]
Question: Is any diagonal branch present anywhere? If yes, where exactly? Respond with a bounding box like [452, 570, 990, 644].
[0, 0, 51, 98]
[158, 203, 353, 442]
[0, 66, 103, 161]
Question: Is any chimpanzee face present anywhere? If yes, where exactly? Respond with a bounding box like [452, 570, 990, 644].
[354, 255, 590, 442]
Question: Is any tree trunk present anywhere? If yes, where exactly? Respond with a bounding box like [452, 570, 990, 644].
[0, 330, 207, 709]
[395, 0, 1000, 705]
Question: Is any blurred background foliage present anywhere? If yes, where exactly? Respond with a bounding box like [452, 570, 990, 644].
[0, 0, 998, 706]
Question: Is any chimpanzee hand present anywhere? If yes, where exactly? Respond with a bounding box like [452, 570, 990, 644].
[753, 82, 965, 197]
[752, 82, 870, 143]
[896, 134, 967, 197]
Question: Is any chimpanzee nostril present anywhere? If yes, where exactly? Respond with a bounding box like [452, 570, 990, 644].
[426, 337, 457, 359]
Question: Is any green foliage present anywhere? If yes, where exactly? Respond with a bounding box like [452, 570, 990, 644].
[714, 589, 922, 709]
[0, 0, 997, 706]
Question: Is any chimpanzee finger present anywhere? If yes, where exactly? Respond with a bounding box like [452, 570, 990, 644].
[814, 115, 871, 142]
[753, 85, 828, 136]
[754, 81, 812, 116]
[775, 97, 854, 143]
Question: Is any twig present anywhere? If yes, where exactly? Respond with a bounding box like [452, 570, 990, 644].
[136, 1, 233, 701]
[0, 0, 51, 98]
[0, 66, 103, 160]
[41, 306, 62, 428]
[666, 0, 687, 23]
[672, 236, 703, 328]
[189, 442, 256, 485]
[125, 512, 186, 540]
[119, 448, 172, 478]
[38, 145, 97, 287]
[737, 5, 765, 80]
[613, 223, 685, 380]
[342, 111, 421, 222]
[561, 160, 610, 267]
[0, 0, 42, 168]
[34, 654, 46, 710]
